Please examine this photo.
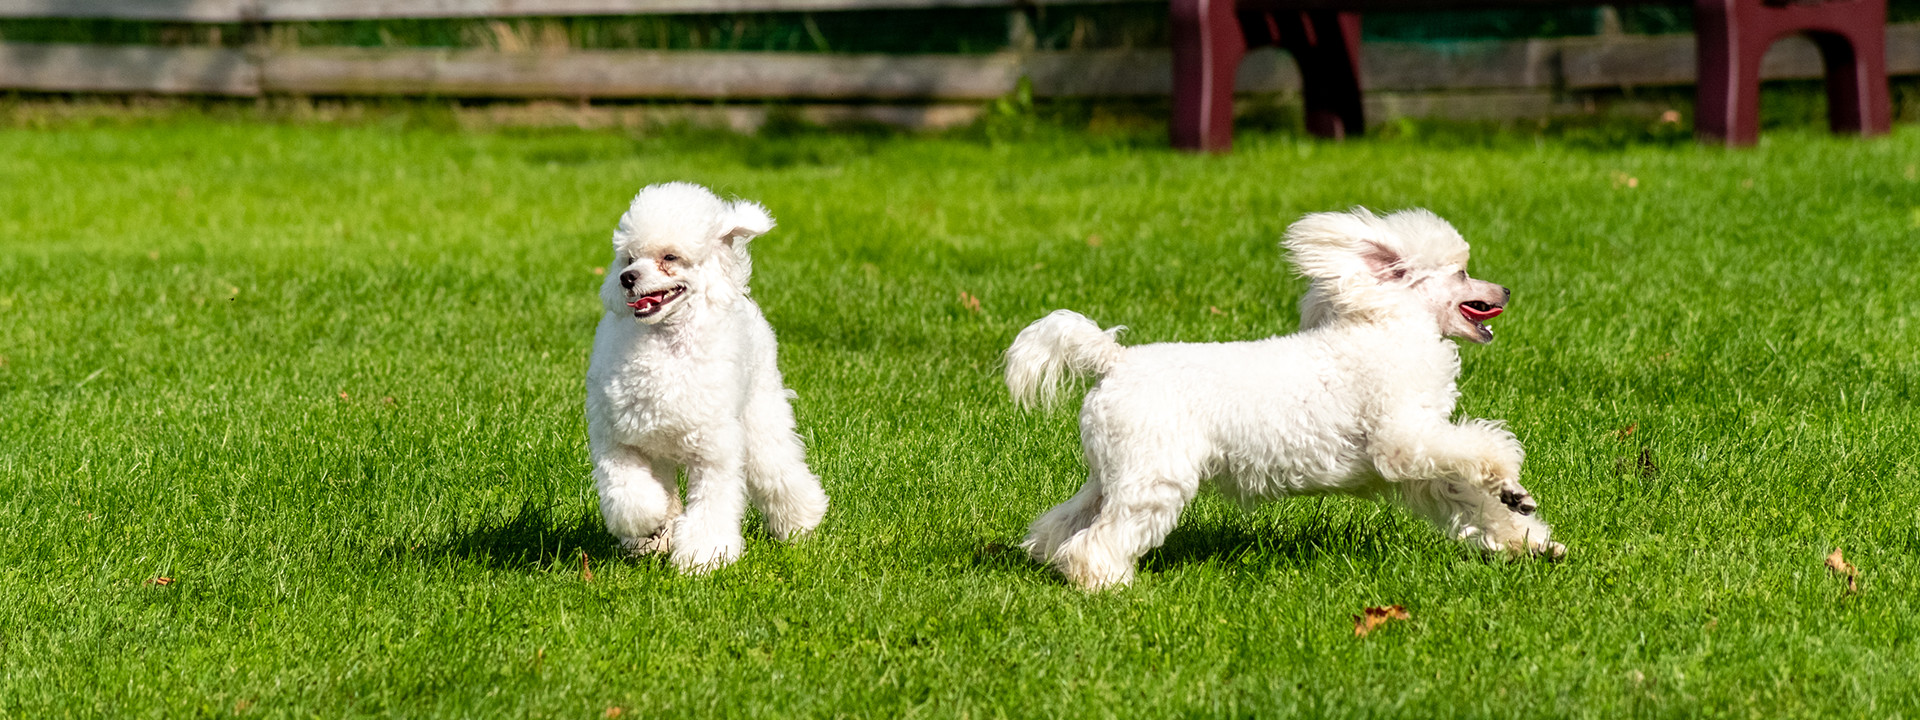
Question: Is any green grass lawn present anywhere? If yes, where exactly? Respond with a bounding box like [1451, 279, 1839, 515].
[2, 110, 1917, 718]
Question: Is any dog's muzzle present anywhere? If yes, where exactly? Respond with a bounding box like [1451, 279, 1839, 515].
[1459, 299, 1504, 342]
[627, 285, 687, 318]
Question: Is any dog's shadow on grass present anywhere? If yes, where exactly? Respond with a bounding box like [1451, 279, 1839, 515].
[965, 513, 1400, 583]
[390, 502, 621, 571]
[1141, 520, 1390, 573]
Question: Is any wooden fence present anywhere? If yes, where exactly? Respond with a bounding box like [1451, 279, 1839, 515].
[0, 0, 1123, 21]
[1, 1, 1916, 119]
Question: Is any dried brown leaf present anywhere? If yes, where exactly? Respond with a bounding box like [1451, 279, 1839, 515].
[1085, 233, 1103, 247]
[1352, 605, 1410, 636]
[591, 266, 606, 276]
[581, 552, 594, 583]
[1611, 423, 1637, 440]
[1826, 548, 1859, 593]
[959, 291, 981, 313]
[338, 392, 350, 401]
[604, 707, 624, 718]
[147, 576, 173, 586]
[1209, 306, 1226, 316]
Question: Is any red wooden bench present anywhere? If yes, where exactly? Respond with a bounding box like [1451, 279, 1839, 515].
[1171, 0, 1891, 150]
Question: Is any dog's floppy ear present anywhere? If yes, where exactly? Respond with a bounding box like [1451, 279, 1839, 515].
[1282, 208, 1395, 282]
[1358, 241, 1406, 280]
[718, 199, 774, 289]
[720, 199, 775, 247]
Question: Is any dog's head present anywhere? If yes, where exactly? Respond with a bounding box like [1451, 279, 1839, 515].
[1283, 208, 1509, 344]
[601, 182, 774, 325]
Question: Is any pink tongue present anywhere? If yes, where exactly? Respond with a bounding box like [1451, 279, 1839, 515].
[1460, 304, 1503, 322]
[628, 296, 660, 312]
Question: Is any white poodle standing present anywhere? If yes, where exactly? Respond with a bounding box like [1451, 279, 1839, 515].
[586, 182, 829, 572]
[1006, 208, 1563, 590]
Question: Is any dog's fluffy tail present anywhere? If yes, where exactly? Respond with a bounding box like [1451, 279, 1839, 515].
[1005, 310, 1125, 410]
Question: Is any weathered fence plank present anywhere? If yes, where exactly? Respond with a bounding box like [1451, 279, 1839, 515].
[0, 43, 258, 94]
[0, 0, 247, 22]
[261, 47, 1026, 99]
[256, 0, 1123, 20]
[0, 0, 1126, 21]
[1361, 38, 1558, 92]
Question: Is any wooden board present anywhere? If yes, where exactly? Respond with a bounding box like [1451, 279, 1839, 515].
[0, 0, 1127, 21]
[0, 43, 257, 94]
[0, 0, 247, 22]
[1362, 38, 1557, 92]
[1883, 23, 1920, 76]
[256, 0, 1125, 20]
[260, 47, 1027, 99]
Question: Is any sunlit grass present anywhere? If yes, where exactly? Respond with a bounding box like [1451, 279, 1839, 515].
[1, 113, 1916, 717]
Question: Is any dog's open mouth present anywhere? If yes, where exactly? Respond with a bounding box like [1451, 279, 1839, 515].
[1460, 300, 1503, 339]
[627, 285, 687, 318]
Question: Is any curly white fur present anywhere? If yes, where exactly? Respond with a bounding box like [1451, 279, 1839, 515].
[586, 182, 828, 573]
[1007, 208, 1564, 590]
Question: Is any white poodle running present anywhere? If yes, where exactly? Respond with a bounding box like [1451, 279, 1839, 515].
[1006, 208, 1564, 590]
[586, 182, 829, 572]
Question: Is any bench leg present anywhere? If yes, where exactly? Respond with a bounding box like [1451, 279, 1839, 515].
[1811, 23, 1890, 136]
[1693, 0, 1889, 145]
[1283, 11, 1365, 140]
[1171, 0, 1248, 152]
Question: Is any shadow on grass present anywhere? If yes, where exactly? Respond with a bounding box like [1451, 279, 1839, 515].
[1142, 517, 1399, 573]
[390, 501, 622, 571]
[962, 510, 1404, 584]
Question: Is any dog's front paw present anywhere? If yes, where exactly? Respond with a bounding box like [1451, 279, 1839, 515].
[672, 542, 743, 573]
[1498, 484, 1537, 515]
[670, 523, 745, 574]
[1509, 532, 1565, 561]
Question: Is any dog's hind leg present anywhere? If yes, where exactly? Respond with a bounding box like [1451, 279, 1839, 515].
[592, 433, 682, 557]
[1022, 475, 1105, 565]
[741, 389, 829, 541]
[1394, 479, 1564, 559]
[1048, 466, 1198, 590]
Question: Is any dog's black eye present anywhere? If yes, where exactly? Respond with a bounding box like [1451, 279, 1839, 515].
[1391, 268, 1407, 280]
[663, 253, 680, 263]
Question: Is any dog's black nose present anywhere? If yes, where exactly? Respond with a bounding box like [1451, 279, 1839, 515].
[620, 271, 637, 290]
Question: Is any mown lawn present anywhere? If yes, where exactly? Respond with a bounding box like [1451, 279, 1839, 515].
[1, 109, 1916, 718]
